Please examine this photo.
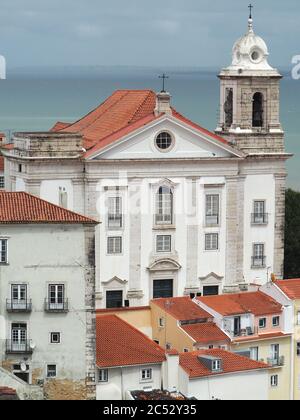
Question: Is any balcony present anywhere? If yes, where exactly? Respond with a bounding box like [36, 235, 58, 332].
[6, 299, 32, 313]
[205, 214, 219, 227]
[107, 214, 123, 229]
[5, 340, 34, 355]
[233, 326, 258, 338]
[251, 256, 266, 269]
[44, 299, 69, 313]
[251, 213, 269, 225]
[267, 356, 285, 367]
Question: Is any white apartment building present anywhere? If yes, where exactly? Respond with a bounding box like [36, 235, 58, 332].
[0, 191, 97, 400]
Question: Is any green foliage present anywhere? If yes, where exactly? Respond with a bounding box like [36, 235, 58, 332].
[284, 188, 300, 279]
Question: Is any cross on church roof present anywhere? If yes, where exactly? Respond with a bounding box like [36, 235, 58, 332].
[248, 3, 253, 19]
[159, 73, 169, 93]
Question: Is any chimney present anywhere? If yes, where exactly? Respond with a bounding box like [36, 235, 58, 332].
[162, 350, 179, 392]
[154, 91, 172, 116]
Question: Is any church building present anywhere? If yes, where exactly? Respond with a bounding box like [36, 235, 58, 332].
[2, 13, 291, 308]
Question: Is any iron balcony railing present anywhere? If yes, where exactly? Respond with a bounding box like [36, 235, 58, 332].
[5, 340, 34, 355]
[107, 214, 123, 229]
[44, 299, 69, 313]
[233, 326, 258, 338]
[6, 299, 32, 313]
[251, 213, 269, 225]
[267, 356, 285, 367]
[251, 256, 266, 269]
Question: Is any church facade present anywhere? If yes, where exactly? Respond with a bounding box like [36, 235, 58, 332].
[2, 16, 291, 308]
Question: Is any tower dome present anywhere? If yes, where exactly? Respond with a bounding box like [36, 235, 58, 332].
[220, 15, 280, 77]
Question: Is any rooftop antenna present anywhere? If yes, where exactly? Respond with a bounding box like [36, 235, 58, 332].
[158, 73, 169, 93]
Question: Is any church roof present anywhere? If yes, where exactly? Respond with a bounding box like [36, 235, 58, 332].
[51, 89, 230, 158]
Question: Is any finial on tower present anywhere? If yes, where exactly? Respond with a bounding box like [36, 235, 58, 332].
[248, 4, 254, 32]
[158, 73, 169, 93]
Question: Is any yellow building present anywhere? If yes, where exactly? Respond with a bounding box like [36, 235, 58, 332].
[150, 297, 230, 352]
[261, 279, 300, 400]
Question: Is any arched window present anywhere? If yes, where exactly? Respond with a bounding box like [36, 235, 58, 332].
[155, 186, 173, 225]
[252, 92, 264, 128]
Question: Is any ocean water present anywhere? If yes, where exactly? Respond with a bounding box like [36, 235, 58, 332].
[0, 74, 299, 189]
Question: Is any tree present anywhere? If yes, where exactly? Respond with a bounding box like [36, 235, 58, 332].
[284, 188, 300, 279]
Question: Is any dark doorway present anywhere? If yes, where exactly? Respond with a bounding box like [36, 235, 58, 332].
[153, 279, 173, 299]
[234, 316, 241, 337]
[14, 372, 29, 383]
[203, 286, 219, 296]
[252, 92, 264, 127]
[106, 290, 123, 308]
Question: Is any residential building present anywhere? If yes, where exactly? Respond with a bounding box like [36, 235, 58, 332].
[195, 291, 292, 400]
[150, 297, 230, 352]
[0, 191, 98, 400]
[1, 13, 291, 308]
[96, 314, 165, 400]
[261, 278, 300, 400]
[178, 349, 270, 400]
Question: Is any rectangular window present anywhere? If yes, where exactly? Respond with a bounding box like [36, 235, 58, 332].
[106, 290, 123, 309]
[252, 243, 265, 268]
[153, 279, 173, 299]
[107, 237, 122, 254]
[50, 333, 61, 344]
[259, 318, 266, 329]
[0, 239, 8, 264]
[250, 347, 259, 361]
[10, 285, 28, 310]
[205, 233, 219, 251]
[141, 368, 152, 381]
[252, 200, 267, 224]
[11, 323, 27, 352]
[297, 342, 300, 357]
[272, 316, 280, 327]
[156, 235, 171, 253]
[155, 187, 173, 225]
[270, 375, 278, 388]
[212, 360, 221, 372]
[48, 284, 65, 310]
[271, 344, 280, 365]
[205, 194, 220, 226]
[98, 369, 108, 383]
[159, 318, 165, 328]
[47, 365, 57, 378]
[107, 197, 123, 229]
[0, 176, 4, 189]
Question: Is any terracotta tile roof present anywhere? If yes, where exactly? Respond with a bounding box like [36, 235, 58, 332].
[197, 291, 282, 317]
[152, 296, 211, 321]
[275, 279, 300, 300]
[96, 315, 166, 368]
[0, 155, 4, 172]
[179, 349, 269, 378]
[181, 323, 230, 344]
[0, 192, 98, 224]
[51, 89, 230, 157]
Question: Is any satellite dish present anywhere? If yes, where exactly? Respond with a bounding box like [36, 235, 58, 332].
[30, 342, 36, 350]
[20, 362, 27, 372]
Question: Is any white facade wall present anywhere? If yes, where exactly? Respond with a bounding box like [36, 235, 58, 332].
[0, 224, 93, 386]
[96, 364, 162, 400]
[178, 367, 269, 400]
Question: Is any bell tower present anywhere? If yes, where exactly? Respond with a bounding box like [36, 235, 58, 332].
[215, 9, 284, 154]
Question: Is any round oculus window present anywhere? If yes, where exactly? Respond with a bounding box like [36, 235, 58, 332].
[155, 132, 173, 151]
[251, 50, 260, 62]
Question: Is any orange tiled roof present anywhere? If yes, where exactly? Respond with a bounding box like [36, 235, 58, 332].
[51, 89, 230, 157]
[152, 296, 211, 321]
[275, 279, 300, 300]
[96, 315, 166, 368]
[0, 192, 97, 224]
[179, 349, 269, 378]
[181, 323, 230, 344]
[197, 291, 282, 317]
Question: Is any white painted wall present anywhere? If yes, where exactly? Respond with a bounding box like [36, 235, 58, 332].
[96, 364, 162, 400]
[40, 180, 74, 210]
[178, 367, 269, 400]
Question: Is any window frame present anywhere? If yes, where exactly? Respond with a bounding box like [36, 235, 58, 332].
[107, 196, 123, 230]
[0, 238, 8, 264]
[212, 360, 222, 372]
[205, 194, 220, 227]
[155, 186, 174, 226]
[0, 176, 4, 189]
[98, 369, 109, 383]
[155, 131, 174, 152]
[156, 235, 172, 253]
[259, 317, 267, 329]
[107, 236, 122, 255]
[50, 332, 61, 345]
[205, 233, 219, 251]
[272, 316, 280, 327]
[140, 368, 153, 382]
[270, 374, 278, 388]
[46, 364, 57, 379]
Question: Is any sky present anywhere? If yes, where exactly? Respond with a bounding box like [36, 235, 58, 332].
[0, 0, 299, 69]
